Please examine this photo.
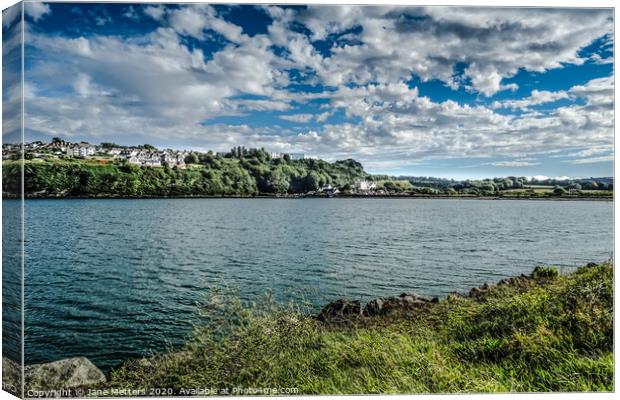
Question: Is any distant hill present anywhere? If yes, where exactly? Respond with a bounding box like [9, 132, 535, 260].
[2, 150, 368, 197]
[1, 143, 613, 198]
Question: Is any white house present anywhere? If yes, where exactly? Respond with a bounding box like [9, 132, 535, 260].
[66, 144, 96, 157]
[354, 179, 377, 191]
[269, 152, 282, 159]
[105, 148, 123, 156]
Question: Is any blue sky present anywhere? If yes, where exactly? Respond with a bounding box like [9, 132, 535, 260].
[2, 3, 614, 178]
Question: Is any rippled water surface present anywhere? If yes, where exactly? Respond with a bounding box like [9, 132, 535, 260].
[7, 198, 613, 370]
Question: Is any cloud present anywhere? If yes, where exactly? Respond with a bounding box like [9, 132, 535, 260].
[290, 74, 613, 166]
[565, 155, 614, 164]
[492, 89, 571, 110]
[2, 3, 21, 28]
[3, 2, 52, 28]
[279, 6, 612, 96]
[465, 63, 519, 97]
[569, 75, 613, 108]
[122, 6, 139, 20]
[144, 4, 246, 43]
[487, 160, 541, 167]
[279, 114, 314, 123]
[550, 146, 612, 159]
[25, 2, 51, 21]
[144, 5, 165, 21]
[27, 23, 287, 115]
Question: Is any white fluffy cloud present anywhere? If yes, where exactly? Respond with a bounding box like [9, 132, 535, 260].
[144, 4, 246, 43]
[492, 90, 571, 110]
[279, 114, 314, 123]
[25, 2, 51, 21]
[279, 6, 612, 96]
[487, 160, 540, 167]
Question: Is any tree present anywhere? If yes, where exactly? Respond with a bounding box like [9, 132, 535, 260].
[480, 182, 496, 192]
[267, 169, 290, 194]
[581, 180, 599, 190]
[553, 186, 567, 195]
[305, 172, 321, 191]
[185, 152, 199, 164]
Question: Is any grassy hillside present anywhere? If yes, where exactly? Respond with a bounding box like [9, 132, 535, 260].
[3, 153, 612, 198]
[104, 262, 612, 394]
[3, 156, 367, 197]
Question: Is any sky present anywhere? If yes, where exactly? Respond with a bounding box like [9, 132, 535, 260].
[2, 3, 614, 179]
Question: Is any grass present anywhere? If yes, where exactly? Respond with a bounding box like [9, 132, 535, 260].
[501, 188, 612, 198]
[102, 262, 613, 395]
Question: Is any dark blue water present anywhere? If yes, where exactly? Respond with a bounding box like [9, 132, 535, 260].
[2, 199, 22, 364]
[6, 198, 614, 371]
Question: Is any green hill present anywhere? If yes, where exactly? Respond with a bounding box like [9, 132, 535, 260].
[2, 153, 367, 197]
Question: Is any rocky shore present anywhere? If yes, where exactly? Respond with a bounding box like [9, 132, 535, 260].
[2, 357, 106, 396]
[2, 280, 498, 394]
[314, 269, 546, 323]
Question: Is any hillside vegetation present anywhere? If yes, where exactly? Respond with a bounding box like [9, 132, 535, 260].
[2, 145, 612, 198]
[3, 154, 366, 197]
[104, 262, 612, 394]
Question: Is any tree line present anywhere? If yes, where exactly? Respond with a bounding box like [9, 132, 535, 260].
[3, 148, 368, 197]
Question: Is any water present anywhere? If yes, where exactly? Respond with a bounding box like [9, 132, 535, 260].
[3, 198, 613, 371]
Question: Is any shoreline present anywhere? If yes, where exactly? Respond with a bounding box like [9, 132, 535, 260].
[2, 194, 614, 201]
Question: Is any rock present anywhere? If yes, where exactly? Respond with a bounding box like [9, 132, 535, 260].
[2, 357, 22, 395]
[399, 293, 433, 302]
[316, 299, 361, 322]
[25, 357, 106, 391]
[363, 298, 385, 316]
[469, 283, 497, 300]
[363, 295, 432, 316]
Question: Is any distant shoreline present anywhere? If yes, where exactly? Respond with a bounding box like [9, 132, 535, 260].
[2, 194, 613, 201]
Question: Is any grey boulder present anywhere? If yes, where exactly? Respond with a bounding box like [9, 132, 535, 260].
[363, 293, 433, 316]
[25, 357, 106, 391]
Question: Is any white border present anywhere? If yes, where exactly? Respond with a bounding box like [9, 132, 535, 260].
[0, 1, 616, 400]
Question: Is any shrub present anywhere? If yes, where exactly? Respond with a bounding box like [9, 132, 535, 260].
[532, 266, 559, 279]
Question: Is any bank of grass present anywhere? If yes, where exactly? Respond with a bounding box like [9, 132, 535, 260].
[107, 262, 613, 394]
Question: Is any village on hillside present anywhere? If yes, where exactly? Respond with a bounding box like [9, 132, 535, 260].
[3, 139, 190, 168]
[2, 139, 316, 170]
[2, 139, 611, 199]
[2, 139, 383, 197]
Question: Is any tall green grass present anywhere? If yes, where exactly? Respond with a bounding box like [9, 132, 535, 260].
[107, 262, 613, 394]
